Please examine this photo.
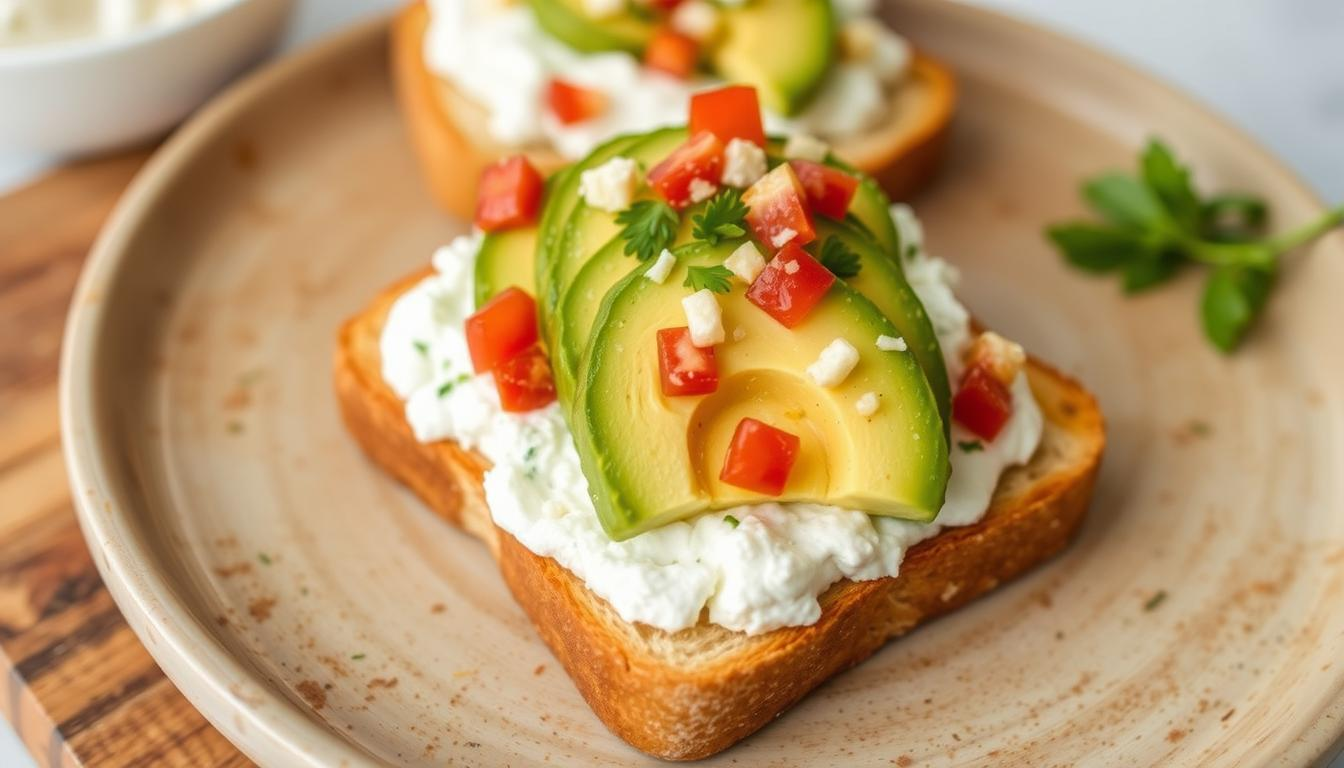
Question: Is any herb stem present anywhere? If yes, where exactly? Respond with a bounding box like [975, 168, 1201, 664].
[1266, 205, 1344, 253]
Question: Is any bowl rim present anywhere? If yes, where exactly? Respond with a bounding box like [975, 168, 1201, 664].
[0, 0, 254, 68]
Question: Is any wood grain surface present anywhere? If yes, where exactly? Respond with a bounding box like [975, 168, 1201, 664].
[0, 152, 252, 767]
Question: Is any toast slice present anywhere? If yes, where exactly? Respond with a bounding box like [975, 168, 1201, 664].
[335, 269, 1105, 760]
[390, 1, 958, 219]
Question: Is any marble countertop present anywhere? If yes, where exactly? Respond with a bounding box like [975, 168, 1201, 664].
[2, 0, 1340, 765]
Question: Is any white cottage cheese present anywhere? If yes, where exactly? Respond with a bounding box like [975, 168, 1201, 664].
[379, 206, 1043, 635]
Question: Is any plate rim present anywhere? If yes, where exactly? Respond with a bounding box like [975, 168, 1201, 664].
[58, 4, 1344, 766]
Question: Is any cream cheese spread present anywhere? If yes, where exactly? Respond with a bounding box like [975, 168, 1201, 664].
[422, 0, 913, 159]
[379, 205, 1043, 635]
[0, 0, 225, 47]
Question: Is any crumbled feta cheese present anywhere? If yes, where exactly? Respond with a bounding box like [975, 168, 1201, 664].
[732, 326, 746, 341]
[581, 0, 624, 19]
[839, 19, 911, 82]
[681, 289, 725, 347]
[782, 259, 801, 275]
[645, 248, 677, 284]
[891, 203, 923, 253]
[876, 334, 907, 352]
[966, 331, 1026, 385]
[806, 338, 860, 387]
[771, 228, 798, 249]
[578, 156, 639, 212]
[724, 241, 765, 283]
[431, 231, 484, 277]
[855, 391, 879, 416]
[783, 133, 829, 162]
[688, 177, 718, 204]
[721, 138, 767, 188]
[671, 0, 720, 41]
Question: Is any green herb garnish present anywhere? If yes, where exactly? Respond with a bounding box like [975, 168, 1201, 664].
[1047, 139, 1344, 353]
[413, 340, 430, 357]
[616, 199, 679, 262]
[957, 440, 984, 453]
[691, 188, 749, 245]
[684, 265, 734, 294]
[437, 373, 470, 398]
[523, 446, 537, 462]
[818, 237, 862, 278]
[724, 515, 740, 528]
[1144, 590, 1168, 611]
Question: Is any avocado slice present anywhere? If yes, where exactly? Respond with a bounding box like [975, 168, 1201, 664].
[577, 241, 949, 540]
[811, 218, 950, 429]
[475, 226, 539, 308]
[526, 0, 653, 54]
[713, 0, 835, 116]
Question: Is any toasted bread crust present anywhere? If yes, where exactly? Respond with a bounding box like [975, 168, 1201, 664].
[335, 270, 1104, 760]
[390, 1, 958, 218]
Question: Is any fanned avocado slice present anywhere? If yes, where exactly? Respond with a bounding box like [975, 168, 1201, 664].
[475, 226, 539, 308]
[526, 0, 653, 54]
[713, 0, 835, 116]
[811, 218, 950, 430]
[577, 241, 948, 541]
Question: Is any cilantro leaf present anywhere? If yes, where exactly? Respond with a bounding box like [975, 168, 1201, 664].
[1047, 137, 1343, 353]
[691, 188, 749, 245]
[617, 200, 679, 262]
[818, 237, 862, 278]
[683, 265, 733, 294]
[1201, 264, 1274, 353]
[1140, 140, 1201, 231]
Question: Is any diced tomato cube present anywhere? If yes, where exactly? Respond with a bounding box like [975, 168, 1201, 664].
[465, 287, 538, 373]
[475, 155, 544, 232]
[952, 364, 1014, 441]
[647, 130, 724, 208]
[719, 417, 800, 496]
[743, 163, 816, 250]
[745, 242, 835, 328]
[644, 27, 699, 79]
[689, 85, 766, 147]
[493, 345, 557, 412]
[657, 327, 718, 396]
[547, 79, 606, 125]
[789, 160, 859, 219]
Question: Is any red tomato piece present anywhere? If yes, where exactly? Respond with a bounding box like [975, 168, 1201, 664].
[719, 417, 801, 496]
[689, 85, 766, 147]
[789, 160, 859, 219]
[952, 364, 1014, 441]
[644, 27, 699, 79]
[475, 155, 544, 232]
[547, 79, 606, 125]
[647, 130, 724, 208]
[656, 327, 718, 396]
[465, 287, 538, 374]
[493, 345, 557, 413]
[742, 163, 816, 250]
[744, 242, 835, 328]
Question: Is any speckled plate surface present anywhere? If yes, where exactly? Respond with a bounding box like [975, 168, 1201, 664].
[60, 3, 1344, 766]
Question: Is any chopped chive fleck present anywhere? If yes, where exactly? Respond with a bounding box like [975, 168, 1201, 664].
[1144, 590, 1168, 611]
[437, 373, 470, 398]
[258, 552, 272, 566]
[524, 446, 537, 462]
[724, 515, 740, 528]
[413, 340, 430, 356]
[351, 653, 366, 660]
[904, 244, 918, 261]
[957, 440, 984, 453]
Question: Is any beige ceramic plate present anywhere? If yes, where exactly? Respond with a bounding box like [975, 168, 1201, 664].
[61, 3, 1344, 766]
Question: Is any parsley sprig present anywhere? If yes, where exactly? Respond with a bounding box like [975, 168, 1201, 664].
[1047, 139, 1343, 352]
[818, 238, 862, 278]
[616, 200, 679, 262]
[691, 188, 748, 245]
[684, 265, 734, 294]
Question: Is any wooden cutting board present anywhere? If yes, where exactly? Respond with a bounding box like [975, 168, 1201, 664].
[0, 152, 251, 767]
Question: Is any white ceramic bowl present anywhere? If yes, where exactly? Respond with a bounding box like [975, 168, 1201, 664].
[0, 0, 294, 155]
